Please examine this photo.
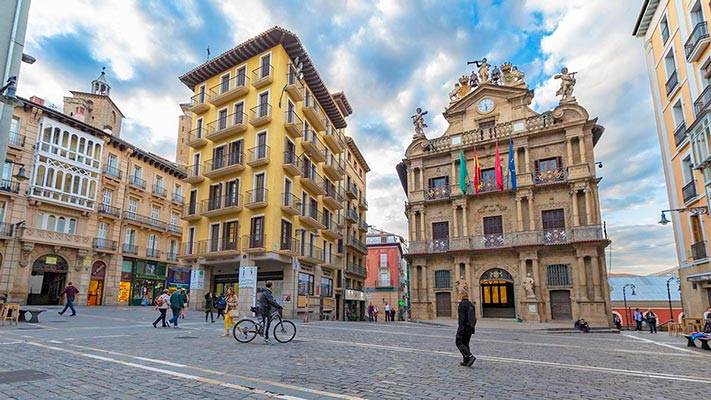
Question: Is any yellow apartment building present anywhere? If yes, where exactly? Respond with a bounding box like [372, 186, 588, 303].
[178, 27, 368, 319]
[634, 0, 711, 318]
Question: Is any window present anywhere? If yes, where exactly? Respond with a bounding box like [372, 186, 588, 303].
[132, 165, 142, 180]
[660, 15, 670, 44]
[434, 270, 451, 289]
[220, 73, 230, 94]
[151, 205, 160, 221]
[691, 1, 704, 25]
[254, 173, 265, 202]
[225, 179, 239, 206]
[197, 85, 206, 103]
[258, 91, 269, 117]
[195, 118, 203, 138]
[542, 209, 565, 229]
[106, 153, 118, 171]
[682, 155, 694, 184]
[664, 49, 677, 88]
[154, 175, 163, 189]
[428, 176, 448, 190]
[187, 227, 195, 254]
[298, 272, 314, 295]
[480, 168, 496, 190]
[286, 100, 295, 123]
[10, 117, 19, 137]
[229, 140, 243, 165]
[260, 54, 271, 79]
[256, 131, 267, 158]
[170, 212, 179, 227]
[218, 108, 228, 130]
[234, 102, 244, 125]
[250, 216, 264, 248]
[102, 189, 113, 206]
[379, 253, 387, 267]
[280, 219, 293, 250]
[222, 220, 238, 249]
[432, 221, 449, 252]
[236, 65, 246, 86]
[174, 183, 182, 197]
[547, 264, 571, 286]
[169, 240, 178, 256]
[98, 222, 108, 239]
[125, 228, 136, 245]
[148, 234, 158, 250]
[320, 277, 333, 297]
[483, 216, 503, 234]
[128, 198, 138, 217]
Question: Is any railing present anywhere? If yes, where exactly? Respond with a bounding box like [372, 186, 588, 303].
[304, 91, 321, 117]
[674, 122, 688, 147]
[347, 236, 367, 253]
[324, 153, 344, 174]
[682, 180, 697, 203]
[666, 70, 679, 96]
[146, 248, 162, 259]
[324, 124, 344, 147]
[172, 193, 184, 203]
[245, 188, 268, 205]
[409, 225, 605, 253]
[122, 243, 138, 255]
[374, 278, 396, 288]
[207, 111, 247, 132]
[188, 126, 210, 142]
[0, 179, 20, 193]
[425, 185, 450, 200]
[299, 242, 323, 261]
[303, 128, 324, 151]
[102, 165, 122, 180]
[243, 234, 267, 250]
[301, 204, 322, 222]
[358, 220, 369, 231]
[9, 133, 25, 147]
[347, 182, 359, 198]
[282, 192, 301, 209]
[203, 152, 244, 173]
[0, 222, 13, 236]
[190, 91, 207, 109]
[346, 262, 367, 277]
[167, 252, 179, 261]
[323, 182, 343, 202]
[691, 241, 707, 260]
[181, 241, 196, 256]
[346, 208, 359, 222]
[279, 237, 299, 253]
[182, 202, 199, 218]
[152, 185, 167, 197]
[200, 238, 240, 253]
[98, 203, 121, 217]
[285, 109, 303, 127]
[685, 21, 709, 60]
[322, 214, 338, 232]
[250, 103, 271, 120]
[302, 166, 325, 188]
[186, 164, 201, 179]
[92, 238, 117, 251]
[168, 224, 182, 235]
[128, 175, 146, 189]
[533, 167, 567, 185]
[694, 84, 711, 116]
[284, 151, 300, 168]
[252, 64, 273, 81]
[200, 194, 242, 212]
[209, 73, 248, 98]
[122, 211, 167, 230]
[359, 197, 368, 209]
[248, 145, 269, 163]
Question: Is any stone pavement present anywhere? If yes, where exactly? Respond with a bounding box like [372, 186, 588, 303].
[0, 306, 709, 399]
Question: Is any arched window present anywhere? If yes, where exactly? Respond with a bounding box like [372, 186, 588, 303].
[35, 165, 45, 186]
[61, 130, 69, 148]
[68, 219, 77, 234]
[46, 168, 54, 188]
[72, 176, 80, 194]
[63, 173, 72, 193]
[47, 215, 56, 231]
[57, 217, 66, 233]
[80, 177, 88, 196]
[111, 111, 116, 124]
[54, 171, 63, 190]
[88, 181, 96, 198]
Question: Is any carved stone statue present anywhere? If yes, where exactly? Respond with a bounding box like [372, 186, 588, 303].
[523, 273, 535, 298]
[554, 67, 577, 101]
[448, 84, 460, 102]
[491, 66, 501, 85]
[455, 275, 469, 297]
[468, 58, 490, 82]
[469, 70, 479, 87]
[411, 107, 428, 137]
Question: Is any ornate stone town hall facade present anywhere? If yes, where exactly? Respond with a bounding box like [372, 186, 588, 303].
[399, 61, 613, 325]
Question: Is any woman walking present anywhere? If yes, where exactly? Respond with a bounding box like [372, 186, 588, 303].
[204, 292, 215, 323]
[179, 288, 188, 319]
[645, 309, 658, 334]
[223, 287, 238, 337]
[152, 289, 171, 328]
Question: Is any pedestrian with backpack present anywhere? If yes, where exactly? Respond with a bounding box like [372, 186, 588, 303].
[204, 292, 215, 323]
[216, 293, 226, 320]
[167, 289, 184, 327]
[152, 289, 170, 328]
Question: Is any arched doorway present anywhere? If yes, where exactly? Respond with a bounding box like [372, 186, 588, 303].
[88, 261, 106, 306]
[28, 254, 68, 305]
[480, 268, 515, 318]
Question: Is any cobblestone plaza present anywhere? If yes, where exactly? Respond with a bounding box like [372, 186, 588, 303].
[0, 307, 709, 399]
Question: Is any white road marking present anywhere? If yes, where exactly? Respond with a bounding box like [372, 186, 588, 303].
[622, 334, 703, 355]
[301, 337, 711, 384]
[0, 340, 23, 345]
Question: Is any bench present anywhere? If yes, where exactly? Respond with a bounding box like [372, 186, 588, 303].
[18, 308, 47, 323]
[683, 334, 711, 351]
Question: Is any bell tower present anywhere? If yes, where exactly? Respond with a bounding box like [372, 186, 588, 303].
[91, 67, 111, 96]
[63, 67, 124, 137]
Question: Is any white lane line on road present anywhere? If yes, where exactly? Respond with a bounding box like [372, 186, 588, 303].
[66, 343, 366, 400]
[301, 338, 711, 384]
[25, 341, 311, 399]
[0, 340, 23, 345]
[622, 334, 703, 355]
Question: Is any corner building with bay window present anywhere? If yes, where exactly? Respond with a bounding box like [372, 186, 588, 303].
[399, 63, 612, 325]
[178, 27, 369, 319]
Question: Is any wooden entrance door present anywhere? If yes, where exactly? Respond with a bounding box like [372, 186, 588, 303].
[436, 292, 452, 317]
[550, 290, 572, 320]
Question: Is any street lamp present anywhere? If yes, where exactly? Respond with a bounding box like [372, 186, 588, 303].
[278, 57, 304, 109]
[665, 275, 680, 326]
[622, 283, 636, 330]
[658, 206, 709, 225]
[12, 162, 27, 181]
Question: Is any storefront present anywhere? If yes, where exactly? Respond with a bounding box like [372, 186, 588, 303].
[128, 258, 167, 306]
[345, 288, 366, 321]
[27, 254, 68, 305]
[117, 260, 132, 304]
[214, 273, 240, 296]
[167, 266, 191, 292]
[87, 261, 106, 306]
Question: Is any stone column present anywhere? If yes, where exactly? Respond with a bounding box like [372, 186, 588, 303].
[419, 169, 425, 193]
[584, 187, 593, 225]
[422, 265, 429, 305]
[516, 198, 523, 231]
[420, 211, 426, 241]
[524, 147, 530, 173]
[464, 260, 472, 296]
[451, 160, 457, 192]
[571, 189, 579, 227]
[527, 194, 535, 230]
[462, 203, 469, 236]
[577, 256, 588, 301]
[531, 257, 541, 300]
[591, 255, 602, 300]
[566, 139, 573, 165]
[412, 265, 419, 301]
[452, 205, 459, 238]
[579, 136, 586, 163]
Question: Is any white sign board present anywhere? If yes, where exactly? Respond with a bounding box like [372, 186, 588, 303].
[190, 270, 205, 290]
[239, 266, 258, 288]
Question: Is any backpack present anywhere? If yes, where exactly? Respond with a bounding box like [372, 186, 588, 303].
[155, 297, 164, 307]
[219, 297, 226, 307]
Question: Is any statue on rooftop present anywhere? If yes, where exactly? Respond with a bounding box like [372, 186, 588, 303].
[411, 107, 428, 137]
[555, 67, 577, 101]
[468, 58, 490, 83]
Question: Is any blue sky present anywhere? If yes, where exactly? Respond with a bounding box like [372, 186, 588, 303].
[18, 0, 676, 275]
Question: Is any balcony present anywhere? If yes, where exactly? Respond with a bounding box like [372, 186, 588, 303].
[198, 238, 240, 256]
[346, 236, 367, 254]
[16, 228, 91, 250]
[128, 175, 146, 190]
[298, 242, 323, 264]
[682, 180, 698, 203]
[208, 74, 249, 106]
[301, 168, 326, 196]
[345, 262, 367, 277]
[206, 112, 248, 141]
[284, 110, 304, 138]
[374, 278, 396, 288]
[303, 92, 326, 131]
[685, 21, 710, 62]
[358, 220, 368, 232]
[323, 252, 341, 269]
[278, 237, 299, 256]
[320, 215, 341, 240]
[346, 208, 359, 223]
[322, 184, 343, 210]
[146, 248, 163, 259]
[251, 64, 273, 89]
[102, 165, 122, 181]
[187, 126, 209, 148]
[189, 92, 210, 114]
[247, 145, 270, 167]
[533, 168, 567, 185]
[323, 153, 345, 181]
[123, 211, 167, 231]
[93, 238, 117, 252]
[98, 203, 121, 218]
[249, 103, 272, 127]
[299, 206, 325, 229]
[181, 242, 197, 258]
[302, 129, 325, 162]
[181, 203, 201, 221]
[0, 222, 13, 237]
[199, 194, 243, 217]
[285, 68, 305, 101]
[242, 234, 267, 253]
[172, 192, 184, 204]
[168, 224, 183, 236]
[185, 164, 204, 184]
[674, 122, 688, 148]
[152, 185, 167, 198]
[694, 84, 711, 117]
[691, 241, 708, 260]
[245, 188, 268, 209]
[167, 252, 179, 262]
[358, 197, 368, 210]
[346, 182, 359, 200]
[122, 243, 138, 255]
[323, 124, 345, 153]
[281, 192, 301, 216]
[283, 151, 301, 176]
[8, 133, 25, 148]
[666, 70, 679, 97]
[1, 179, 21, 194]
[203, 152, 244, 179]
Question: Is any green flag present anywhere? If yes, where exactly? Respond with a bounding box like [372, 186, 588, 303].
[459, 150, 469, 193]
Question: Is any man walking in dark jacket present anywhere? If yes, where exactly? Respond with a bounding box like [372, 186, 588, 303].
[258, 281, 283, 345]
[58, 282, 79, 316]
[168, 289, 184, 327]
[456, 291, 476, 367]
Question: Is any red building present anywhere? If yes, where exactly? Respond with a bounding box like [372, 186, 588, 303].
[609, 275, 682, 329]
[365, 231, 406, 318]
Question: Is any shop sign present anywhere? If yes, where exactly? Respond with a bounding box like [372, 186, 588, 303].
[345, 289, 366, 301]
[239, 266, 257, 288]
[190, 270, 205, 290]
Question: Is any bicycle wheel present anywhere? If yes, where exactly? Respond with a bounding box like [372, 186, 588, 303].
[272, 320, 296, 343]
[233, 319, 258, 343]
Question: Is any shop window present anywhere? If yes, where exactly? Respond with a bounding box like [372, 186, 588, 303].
[298, 272, 314, 295]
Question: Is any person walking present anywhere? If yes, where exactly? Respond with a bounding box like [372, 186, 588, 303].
[168, 289, 184, 327]
[223, 286, 238, 337]
[367, 303, 374, 322]
[152, 289, 171, 328]
[633, 308, 644, 332]
[384, 302, 391, 322]
[57, 282, 79, 316]
[216, 293, 226, 320]
[179, 288, 188, 319]
[373, 305, 379, 322]
[258, 281, 283, 345]
[456, 292, 477, 367]
[645, 309, 658, 334]
[204, 292, 215, 323]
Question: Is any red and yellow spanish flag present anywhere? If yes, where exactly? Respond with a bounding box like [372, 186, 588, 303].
[473, 146, 482, 194]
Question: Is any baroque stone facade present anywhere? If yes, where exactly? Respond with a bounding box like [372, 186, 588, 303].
[399, 63, 612, 326]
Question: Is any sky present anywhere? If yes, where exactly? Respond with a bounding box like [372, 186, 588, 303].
[17, 0, 677, 275]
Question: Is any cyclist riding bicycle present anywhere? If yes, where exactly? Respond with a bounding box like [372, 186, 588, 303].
[258, 280, 283, 345]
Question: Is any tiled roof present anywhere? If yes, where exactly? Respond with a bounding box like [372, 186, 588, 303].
[609, 276, 680, 302]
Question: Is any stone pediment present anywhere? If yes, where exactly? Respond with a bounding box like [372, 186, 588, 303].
[444, 83, 533, 117]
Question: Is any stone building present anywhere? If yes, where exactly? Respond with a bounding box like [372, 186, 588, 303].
[365, 230, 407, 319]
[399, 62, 612, 325]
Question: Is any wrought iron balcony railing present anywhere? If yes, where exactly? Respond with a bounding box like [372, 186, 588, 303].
[98, 203, 121, 217]
[129, 175, 146, 189]
[674, 121, 688, 148]
[93, 238, 117, 251]
[103, 165, 122, 180]
[0, 222, 13, 237]
[122, 243, 138, 255]
[691, 240, 707, 260]
[682, 180, 697, 203]
[346, 262, 367, 277]
[146, 248, 162, 259]
[685, 21, 709, 61]
[152, 185, 167, 197]
[123, 211, 167, 230]
[0, 179, 20, 194]
[694, 84, 711, 116]
[533, 168, 567, 185]
[172, 193, 184, 203]
[666, 70, 679, 96]
[9, 133, 25, 147]
[425, 185, 450, 200]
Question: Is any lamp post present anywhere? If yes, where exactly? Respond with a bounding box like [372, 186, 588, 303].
[658, 206, 709, 225]
[622, 283, 636, 330]
[665, 275, 680, 326]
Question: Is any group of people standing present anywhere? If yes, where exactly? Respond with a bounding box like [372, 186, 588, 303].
[367, 302, 397, 322]
[633, 308, 659, 333]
